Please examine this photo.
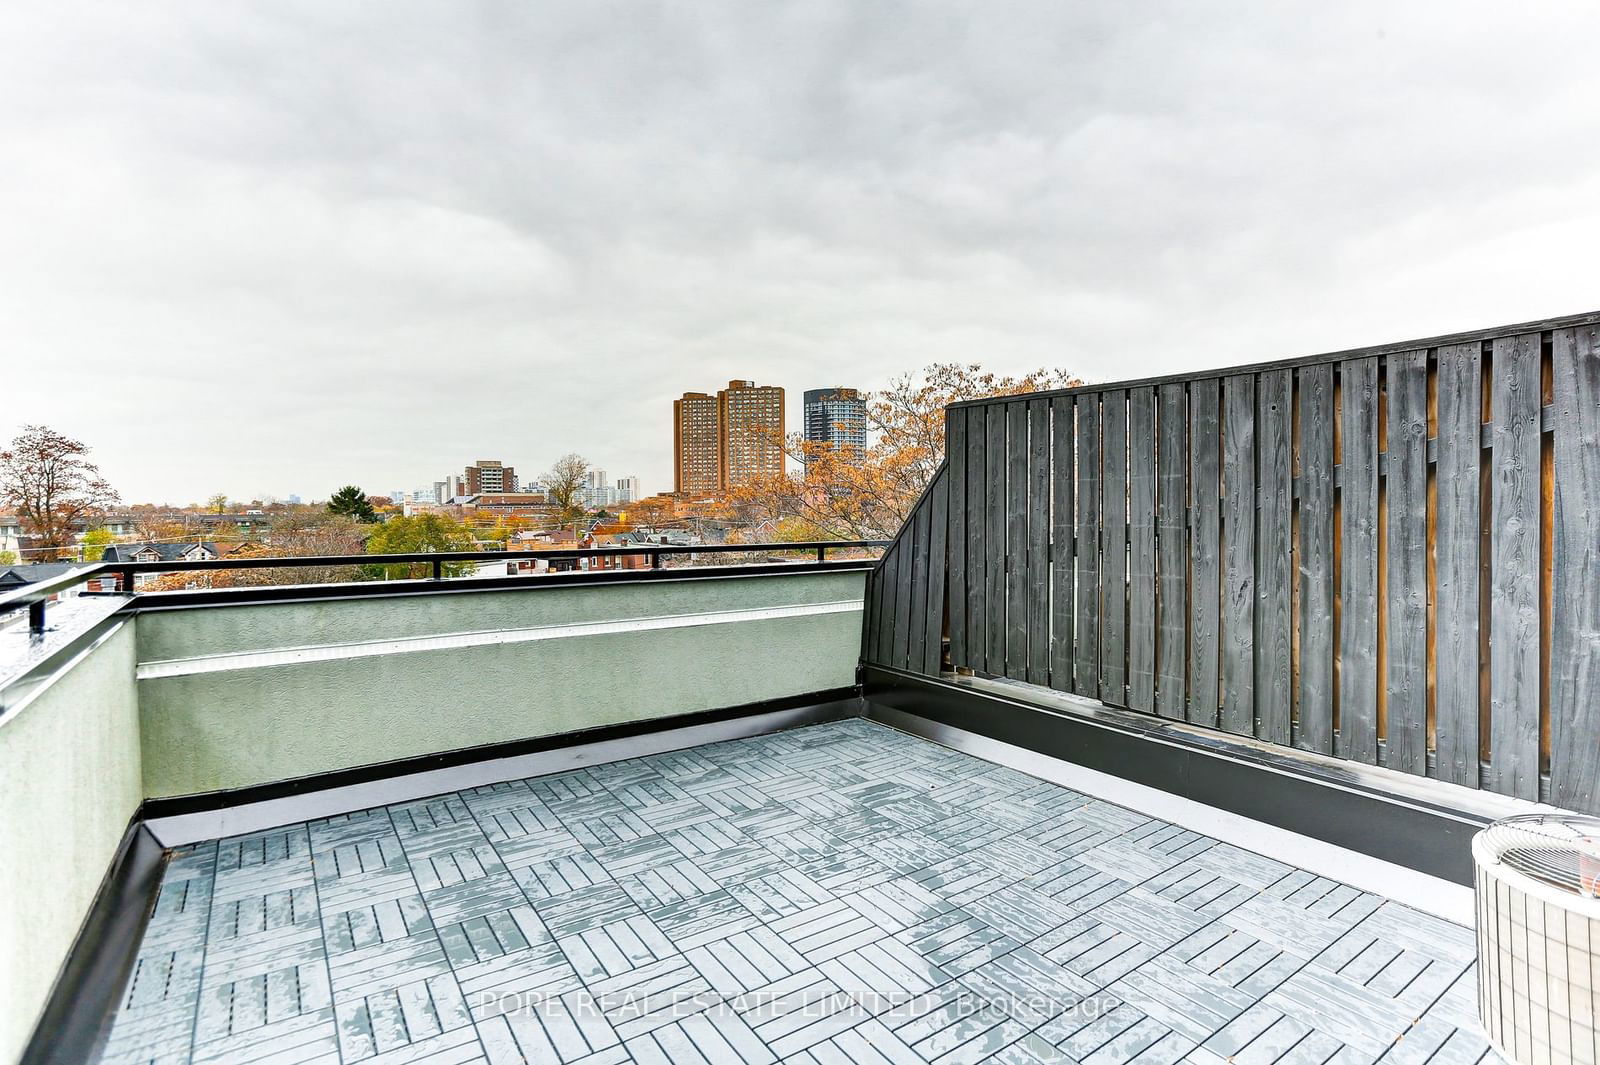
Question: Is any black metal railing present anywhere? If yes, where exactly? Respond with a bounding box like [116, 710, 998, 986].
[0, 541, 887, 636]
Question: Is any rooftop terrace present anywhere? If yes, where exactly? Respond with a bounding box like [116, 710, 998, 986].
[10, 309, 1600, 1065]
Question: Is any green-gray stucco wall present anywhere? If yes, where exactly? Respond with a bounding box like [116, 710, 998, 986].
[134, 570, 867, 797]
[0, 622, 142, 1065]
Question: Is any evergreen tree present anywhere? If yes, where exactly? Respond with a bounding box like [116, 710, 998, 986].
[327, 485, 378, 523]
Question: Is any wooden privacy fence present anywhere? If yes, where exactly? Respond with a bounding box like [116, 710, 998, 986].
[863, 312, 1600, 814]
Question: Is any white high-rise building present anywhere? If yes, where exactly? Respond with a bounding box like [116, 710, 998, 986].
[616, 476, 642, 504]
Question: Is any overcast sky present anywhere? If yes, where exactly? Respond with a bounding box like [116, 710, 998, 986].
[3, 2, 1599, 504]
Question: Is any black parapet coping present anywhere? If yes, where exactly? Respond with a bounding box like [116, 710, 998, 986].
[119, 559, 875, 613]
[861, 665, 1492, 885]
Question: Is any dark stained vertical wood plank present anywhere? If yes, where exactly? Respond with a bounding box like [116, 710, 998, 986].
[1026, 399, 1051, 686]
[1385, 350, 1429, 774]
[1127, 387, 1157, 711]
[1189, 379, 1222, 727]
[1489, 333, 1542, 800]
[984, 404, 1007, 673]
[1005, 401, 1029, 681]
[1101, 390, 1130, 705]
[877, 542, 898, 666]
[1256, 369, 1293, 746]
[863, 553, 881, 664]
[965, 406, 987, 674]
[1296, 363, 1336, 754]
[1550, 325, 1600, 813]
[1340, 356, 1380, 764]
[1155, 382, 1187, 718]
[947, 410, 968, 672]
[892, 516, 915, 670]
[1050, 398, 1076, 693]
[923, 466, 950, 676]
[1220, 375, 1257, 736]
[1074, 393, 1102, 699]
[908, 493, 931, 673]
[1434, 342, 1482, 788]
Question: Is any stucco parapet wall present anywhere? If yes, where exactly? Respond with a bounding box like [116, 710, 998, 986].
[132, 569, 867, 661]
[133, 569, 868, 797]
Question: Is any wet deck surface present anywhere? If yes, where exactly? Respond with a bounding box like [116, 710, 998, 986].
[98, 719, 1501, 1065]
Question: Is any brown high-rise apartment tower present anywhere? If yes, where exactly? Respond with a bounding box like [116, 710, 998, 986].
[673, 392, 721, 498]
[673, 381, 786, 497]
[717, 380, 785, 489]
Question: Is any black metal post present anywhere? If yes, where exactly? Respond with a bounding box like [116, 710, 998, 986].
[816, 545, 826, 563]
[28, 599, 46, 635]
[432, 558, 442, 581]
[651, 551, 662, 569]
[122, 568, 135, 593]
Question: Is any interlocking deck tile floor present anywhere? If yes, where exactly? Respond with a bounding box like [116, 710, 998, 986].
[97, 720, 1503, 1065]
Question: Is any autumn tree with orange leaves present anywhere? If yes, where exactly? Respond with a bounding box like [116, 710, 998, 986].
[732, 364, 1081, 541]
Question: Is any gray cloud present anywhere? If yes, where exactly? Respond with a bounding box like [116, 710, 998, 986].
[3, 0, 1598, 502]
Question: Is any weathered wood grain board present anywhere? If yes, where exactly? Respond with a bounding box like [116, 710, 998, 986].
[908, 490, 931, 673]
[965, 405, 987, 674]
[1296, 363, 1336, 754]
[984, 404, 1007, 673]
[1385, 350, 1429, 774]
[1550, 325, 1600, 812]
[1256, 369, 1292, 746]
[1189, 379, 1222, 727]
[947, 410, 968, 671]
[1050, 398, 1076, 693]
[1433, 342, 1481, 788]
[1004, 401, 1028, 681]
[923, 466, 949, 676]
[1074, 393, 1102, 699]
[1155, 383, 1187, 719]
[1339, 356, 1380, 764]
[1101, 390, 1129, 705]
[892, 510, 915, 670]
[1128, 387, 1157, 711]
[1026, 399, 1051, 686]
[1488, 333, 1542, 801]
[1220, 375, 1256, 736]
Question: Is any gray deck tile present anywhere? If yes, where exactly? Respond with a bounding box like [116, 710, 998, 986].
[620, 857, 723, 909]
[590, 957, 717, 1040]
[625, 1007, 776, 1065]
[732, 969, 870, 1058]
[685, 927, 811, 995]
[859, 831, 962, 876]
[894, 911, 1019, 978]
[839, 877, 956, 935]
[95, 720, 1503, 1065]
[956, 945, 1094, 1027]
[1107, 952, 1258, 1043]
[535, 884, 643, 939]
[560, 914, 681, 982]
[726, 868, 835, 922]
[792, 850, 895, 894]
[1032, 913, 1160, 986]
[769, 899, 886, 963]
[662, 820, 752, 859]
[644, 889, 762, 951]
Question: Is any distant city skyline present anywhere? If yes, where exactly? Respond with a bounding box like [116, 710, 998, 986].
[7, 5, 1600, 503]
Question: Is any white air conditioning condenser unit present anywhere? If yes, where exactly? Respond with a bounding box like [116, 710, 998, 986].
[1475, 815, 1600, 1065]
